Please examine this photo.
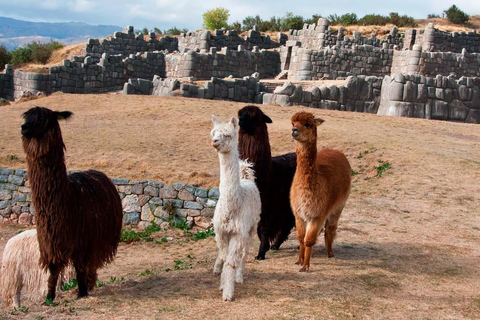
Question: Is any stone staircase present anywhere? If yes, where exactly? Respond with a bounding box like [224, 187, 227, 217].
[274, 70, 288, 80]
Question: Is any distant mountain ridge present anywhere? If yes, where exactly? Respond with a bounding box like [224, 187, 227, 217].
[0, 16, 122, 49]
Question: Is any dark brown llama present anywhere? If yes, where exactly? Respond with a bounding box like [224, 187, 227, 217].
[290, 112, 351, 272]
[238, 106, 296, 260]
[21, 106, 123, 301]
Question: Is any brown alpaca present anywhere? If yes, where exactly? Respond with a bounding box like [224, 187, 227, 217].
[21, 106, 123, 301]
[289, 112, 351, 272]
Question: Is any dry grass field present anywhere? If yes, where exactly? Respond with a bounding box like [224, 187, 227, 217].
[0, 94, 480, 319]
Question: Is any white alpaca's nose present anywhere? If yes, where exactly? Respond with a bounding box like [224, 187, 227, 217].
[212, 139, 220, 148]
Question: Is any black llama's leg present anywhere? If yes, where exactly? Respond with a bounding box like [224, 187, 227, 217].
[271, 223, 293, 250]
[46, 263, 60, 302]
[255, 226, 270, 260]
[75, 265, 89, 299]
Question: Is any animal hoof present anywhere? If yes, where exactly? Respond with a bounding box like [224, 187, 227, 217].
[298, 268, 310, 273]
[255, 255, 265, 260]
[76, 292, 88, 299]
[328, 253, 335, 258]
[271, 245, 279, 250]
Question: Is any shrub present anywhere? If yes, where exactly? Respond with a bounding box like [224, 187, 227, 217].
[304, 14, 322, 25]
[388, 12, 417, 27]
[427, 13, 441, 19]
[27, 42, 53, 64]
[340, 13, 358, 26]
[202, 7, 230, 30]
[242, 15, 263, 31]
[444, 5, 469, 24]
[358, 14, 389, 25]
[164, 27, 188, 35]
[229, 21, 241, 32]
[0, 45, 11, 70]
[10, 46, 32, 65]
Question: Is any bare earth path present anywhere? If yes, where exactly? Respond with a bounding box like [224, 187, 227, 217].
[0, 94, 479, 319]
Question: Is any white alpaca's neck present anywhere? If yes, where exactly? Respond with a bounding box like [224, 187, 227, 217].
[218, 148, 241, 197]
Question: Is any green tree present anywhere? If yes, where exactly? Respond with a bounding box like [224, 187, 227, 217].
[242, 15, 263, 31]
[229, 21, 242, 32]
[444, 5, 469, 24]
[358, 14, 389, 25]
[280, 12, 304, 31]
[142, 27, 149, 35]
[0, 45, 12, 70]
[153, 27, 162, 35]
[202, 7, 230, 30]
[304, 14, 322, 25]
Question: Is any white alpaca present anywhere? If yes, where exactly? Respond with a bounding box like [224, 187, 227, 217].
[0, 229, 75, 308]
[211, 115, 261, 301]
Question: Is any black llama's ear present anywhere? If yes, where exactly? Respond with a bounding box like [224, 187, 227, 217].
[314, 118, 325, 126]
[263, 114, 273, 124]
[55, 111, 73, 120]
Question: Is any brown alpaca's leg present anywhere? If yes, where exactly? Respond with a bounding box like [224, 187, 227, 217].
[325, 209, 342, 258]
[46, 263, 61, 302]
[75, 265, 89, 299]
[300, 221, 323, 272]
[295, 216, 306, 265]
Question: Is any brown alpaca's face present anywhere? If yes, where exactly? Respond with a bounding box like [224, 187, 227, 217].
[291, 113, 324, 143]
[21, 107, 72, 139]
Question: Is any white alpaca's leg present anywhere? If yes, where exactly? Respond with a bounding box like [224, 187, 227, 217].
[213, 234, 226, 275]
[223, 237, 244, 301]
[12, 286, 21, 309]
[236, 225, 256, 283]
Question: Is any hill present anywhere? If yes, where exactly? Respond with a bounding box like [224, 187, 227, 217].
[0, 16, 122, 50]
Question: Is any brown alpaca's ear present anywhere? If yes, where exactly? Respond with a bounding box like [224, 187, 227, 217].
[263, 114, 273, 124]
[55, 111, 73, 120]
[314, 118, 325, 126]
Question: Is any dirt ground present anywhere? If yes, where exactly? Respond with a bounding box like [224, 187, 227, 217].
[0, 94, 480, 319]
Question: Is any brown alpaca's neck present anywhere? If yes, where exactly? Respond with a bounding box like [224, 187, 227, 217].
[26, 147, 69, 216]
[295, 139, 318, 176]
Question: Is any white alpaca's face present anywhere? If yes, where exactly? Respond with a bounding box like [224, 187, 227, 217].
[211, 115, 238, 153]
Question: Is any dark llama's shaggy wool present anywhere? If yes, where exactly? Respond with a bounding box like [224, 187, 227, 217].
[237, 105, 296, 260]
[21, 106, 123, 301]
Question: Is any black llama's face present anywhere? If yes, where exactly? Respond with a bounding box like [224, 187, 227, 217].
[238, 106, 272, 135]
[21, 106, 72, 139]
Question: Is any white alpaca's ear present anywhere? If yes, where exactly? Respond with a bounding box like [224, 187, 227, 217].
[229, 116, 238, 128]
[212, 115, 221, 125]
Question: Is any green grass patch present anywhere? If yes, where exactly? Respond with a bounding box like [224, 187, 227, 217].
[120, 221, 161, 243]
[61, 278, 78, 292]
[374, 160, 391, 177]
[194, 228, 215, 241]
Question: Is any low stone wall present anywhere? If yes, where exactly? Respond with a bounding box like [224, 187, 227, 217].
[263, 75, 382, 113]
[0, 65, 14, 100]
[124, 75, 265, 104]
[378, 74, 480, 123]
[0, 168, 219, 230]
[165, 47, 280, 80]
[85, 26, 178, 63]
[284, 45, 393, 80]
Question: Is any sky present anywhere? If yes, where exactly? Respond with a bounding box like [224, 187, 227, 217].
[0, 0, 478, 32]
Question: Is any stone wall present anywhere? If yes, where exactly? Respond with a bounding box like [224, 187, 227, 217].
[0, 168, 219, 230]
[287, 18, 404, 50]
[378, 74, 480, 123]
[263, 75, 383, 113]
[284, 45, 394, 80]
[178, 27, 281, 53]
[416, 23, 480, 53]
[10, 51, 168, 99]
[124, 75, 265, 104]
[164, 47, 280, 80]
[0, 65, 14, 101]
[85, 26, 178, 63]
